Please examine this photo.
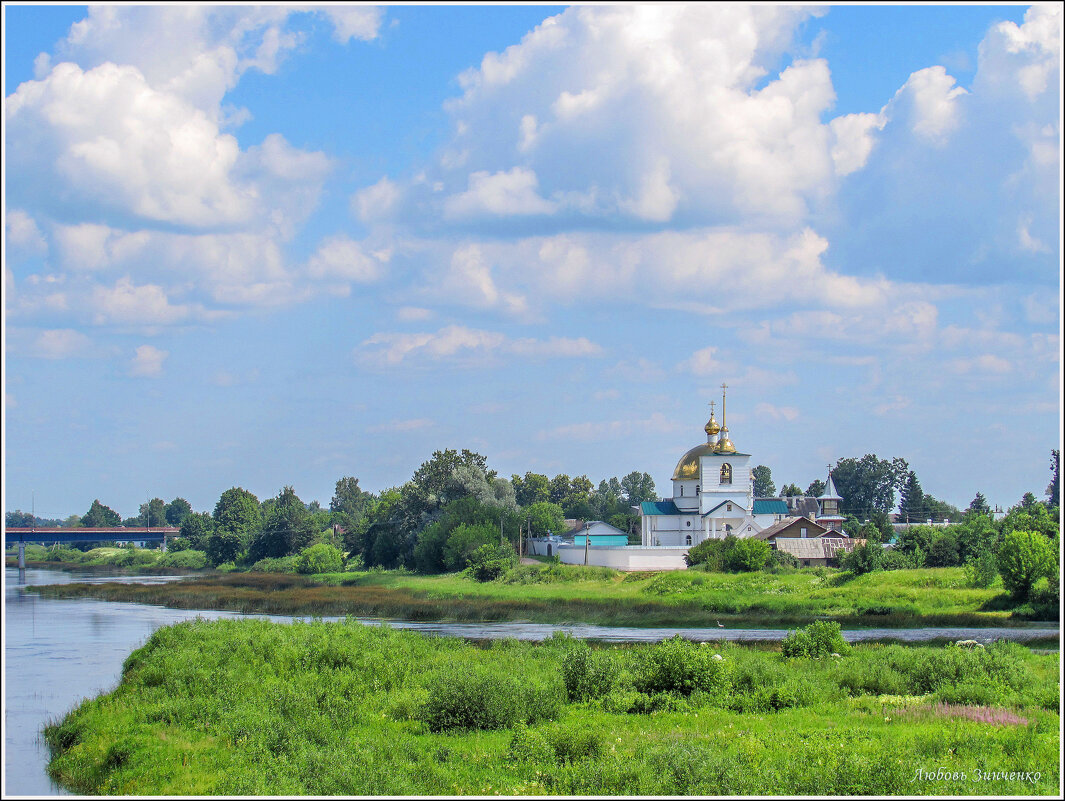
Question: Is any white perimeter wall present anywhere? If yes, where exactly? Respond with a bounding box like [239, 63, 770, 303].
[556, 545, 689, 571]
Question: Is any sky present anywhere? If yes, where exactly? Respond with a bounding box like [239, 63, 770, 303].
[3, 3, 1062, 522]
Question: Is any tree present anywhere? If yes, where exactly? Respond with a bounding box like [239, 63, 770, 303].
[926, 532, 961, 567]
[512, 472, 550, 507]
[966, 492, 991, 517]
[138, 497, 167, 527]
[412, 449, 493, 509]
[1046, 450, 1060, 508]
[82, 499, 120, 527]
[780, 483, 803, 497]
[805, 479, 826, 498]
[751, 465, 775, 497]
[549, 474, 572, 505]
[249, 486, 316, 562]
[898, 471, 926, 524]
[443, 523, 498, 572]
[831, 455, 908, 518]
[923, 495, 961, 524]
[524, 502, 566, 537]
[6, 510, 37, 527]
[210, 487, 262, 563]
[331, 476, 370, 517]
[620, 471, 656, 505]
[447, 464, 519, 512]
[996, 530, 1055, 601]
[165, 497, 193, 527]
[841, 540, 882, 575]
[179, 512, 215, 551]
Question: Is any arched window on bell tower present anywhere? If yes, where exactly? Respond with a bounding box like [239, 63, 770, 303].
[720, 463, 732, 485]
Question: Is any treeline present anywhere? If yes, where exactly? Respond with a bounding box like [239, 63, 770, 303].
[7, 450, 658, 578]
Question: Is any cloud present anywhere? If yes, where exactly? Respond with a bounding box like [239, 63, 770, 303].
[30, 329, 92, 359]
[443, 167, 556, 219]
[129, 344, 168, 377]
[306, 235, 387, 284]
[355, 324, 602, 367]
[5, 210, 48, 256]
[320, 6, 384, 44]
[89, 277, 195, 326]
[885, 66, 968, 146]
[754, 402, 800, 422]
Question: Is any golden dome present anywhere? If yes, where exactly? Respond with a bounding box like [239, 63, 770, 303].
[672, 443, 716, 480]
[704, 413, 720, 436]
[716, 427, 736, 453]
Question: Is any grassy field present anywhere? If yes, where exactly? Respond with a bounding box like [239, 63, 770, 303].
[44, 618, 1060, 795]
[23, 560, 1056, 628]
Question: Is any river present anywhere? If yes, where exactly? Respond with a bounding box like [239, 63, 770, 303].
[3, 566, 1059, 796]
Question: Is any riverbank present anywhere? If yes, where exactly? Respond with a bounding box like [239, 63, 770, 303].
[44, 617, 1060, 795]
[22, 564, 1058, 629]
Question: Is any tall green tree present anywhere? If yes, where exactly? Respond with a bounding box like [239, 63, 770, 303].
[512, 472, 551, 507]
[138, 497, 167, 527]
[966, 492, 991, 517]
[179, 512, 215, 551]
[780, 483, 803, 497]
[165, 497, 193, 526]
[524, 502, 566, 537]
[831, 455, 908, 518]
[331, 476, 370, 517]
[805, 479, 826, 498]
[411, 449, 493, 509]
[82, 499, 120, 527]
[249, 487, 316, 561]
[997, 530, 1055, 601]
[549, 474, 572, 505]
[620, 471, 656, 505]
[751, 465, 775, 497]
[209, 487, 262, 563]
[898, 471, 926, 524]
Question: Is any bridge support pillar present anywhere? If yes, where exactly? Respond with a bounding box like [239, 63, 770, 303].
[18, 541, 26, 569]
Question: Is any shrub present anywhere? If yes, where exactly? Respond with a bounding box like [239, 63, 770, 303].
[726, 538, 771, 572]
[634, 636, 731, 699]
[157, 549, 208, 569]
[296, 543, 344, 574]
[840, 541, 882, 574]
[962, 547, 998, 588]
[546, 724, 604, 763]
[250, 555, 299, 573]
[996, 530, 1055, 601]
[766, 549, 799, 571]
[927, 533, 961, 567]
[781, 621, 848, 659]
[880, 549, 917, 571]
[44, 547, 85, 563]
[560, 643, 620, 701]
[419, 666, 560, 732]
[466, 543, 515, 582]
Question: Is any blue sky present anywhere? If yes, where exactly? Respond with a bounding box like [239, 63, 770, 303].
[4, 4, 1061, 521]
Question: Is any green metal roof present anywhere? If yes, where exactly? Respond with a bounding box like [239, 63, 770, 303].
[753, 499, 789, 515]
[640, 500, 681, 515]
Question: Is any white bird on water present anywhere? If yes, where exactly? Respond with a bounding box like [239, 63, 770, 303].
[716, 620, 724, 628]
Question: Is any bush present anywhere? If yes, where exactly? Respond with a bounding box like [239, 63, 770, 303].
[962, 547, 998, 588]
[419, 666, 560, 732]
[781, 621, 848, 659]
[250, 555, 299, 573]
[466, 543, 515, 582]
[157, 549, 208, 569]
[560, 643, 621, 701]
[840, 541, 882, 574]
[997, 530, 1055, 601]
[880, 549, 917, 571]
[634, 636, 731, 699]
[766, 549, 799, 571]
[726, 538, 771, 572]
[296, 543, 344, 574]
[927, 533, 961, 567]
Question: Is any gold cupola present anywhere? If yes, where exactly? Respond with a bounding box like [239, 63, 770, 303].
[704, 400, 720, 438]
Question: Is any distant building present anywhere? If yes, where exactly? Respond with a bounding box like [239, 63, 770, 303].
[638, 385, 846, 547]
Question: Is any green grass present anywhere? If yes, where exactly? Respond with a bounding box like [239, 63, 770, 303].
[25, 563, 1057, 628]
[44, 619, 1060, 795]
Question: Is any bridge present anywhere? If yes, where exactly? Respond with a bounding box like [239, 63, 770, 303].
[4, 526, 180, 546]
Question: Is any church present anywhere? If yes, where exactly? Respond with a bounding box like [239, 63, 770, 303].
[639, 385, 845, 547]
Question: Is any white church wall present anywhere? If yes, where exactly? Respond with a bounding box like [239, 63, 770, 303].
[557, 545, 690, 571]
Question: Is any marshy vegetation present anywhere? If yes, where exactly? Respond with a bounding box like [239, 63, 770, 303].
[22, 558, 1056, 629]
[44, 619, 1059, 795]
